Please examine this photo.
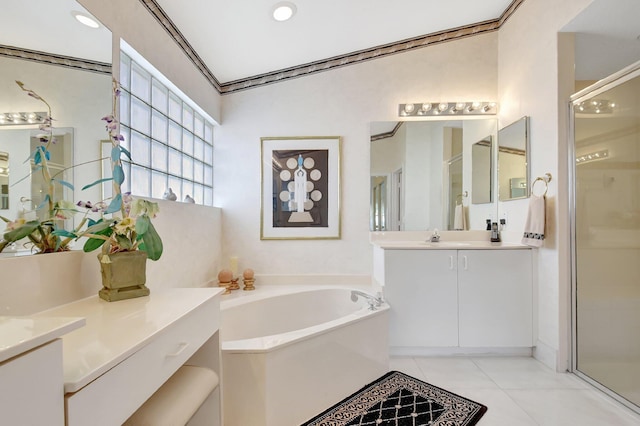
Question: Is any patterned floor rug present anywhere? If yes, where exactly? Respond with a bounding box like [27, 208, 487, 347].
[301, 371, 487, 426]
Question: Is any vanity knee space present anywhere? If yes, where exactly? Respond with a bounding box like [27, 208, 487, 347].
[375, 245, 533, 352]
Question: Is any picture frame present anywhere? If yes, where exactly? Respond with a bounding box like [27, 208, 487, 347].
[261, 136, 341, 240]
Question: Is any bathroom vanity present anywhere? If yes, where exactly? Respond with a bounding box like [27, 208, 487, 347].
[0, 316, 84, 425]
[373, 240, 533, 354]
[32, 287, 224, 426]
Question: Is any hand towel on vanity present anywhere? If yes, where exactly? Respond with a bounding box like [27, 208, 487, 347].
[522, 194, 546, 247]
[453, 204, 466, 230]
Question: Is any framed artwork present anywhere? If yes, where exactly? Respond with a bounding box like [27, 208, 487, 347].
[261, 136, 341, 240]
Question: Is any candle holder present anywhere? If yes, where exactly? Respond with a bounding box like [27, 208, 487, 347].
[229, 277, 240, 291]
[242, 268, 256, 291]
[217, 269, 233, 295]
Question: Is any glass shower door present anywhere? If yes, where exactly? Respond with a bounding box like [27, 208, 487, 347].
[572, 63, 640, 411]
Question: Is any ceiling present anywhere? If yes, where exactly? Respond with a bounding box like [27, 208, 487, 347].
[152, 0, 513, 83]
[2, 0, 639, 91]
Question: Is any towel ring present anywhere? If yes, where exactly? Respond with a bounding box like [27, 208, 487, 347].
[531, 173, 552, 196]
[456, 191, 468, 203]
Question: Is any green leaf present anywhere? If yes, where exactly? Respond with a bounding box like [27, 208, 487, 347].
[105, 194, 122, 214]
[115, 234, 133, 250]
[135, 215, 150, 236]
[119, 145, 132, 161]
[113, 165, 125, 185]
[82, 218, 116, 235]
[141, 221, 162, 261]
[52, 229, 76, 238]
[82, 225, 113, 252]
[3, 220, 40, 242]
[52, 178, 74, 190]
[81, 177, 113, 191]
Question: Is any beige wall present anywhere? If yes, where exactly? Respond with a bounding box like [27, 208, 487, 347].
[217, 33, 498, 276]
[498, 0, 594, 370]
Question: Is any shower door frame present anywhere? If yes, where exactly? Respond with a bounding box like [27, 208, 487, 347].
[569, 59, 640, 414]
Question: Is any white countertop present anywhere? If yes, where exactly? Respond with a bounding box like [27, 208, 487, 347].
[32, 287, 224, 393]
[372, 240, 531, 250]
[0, 316, 85, 363]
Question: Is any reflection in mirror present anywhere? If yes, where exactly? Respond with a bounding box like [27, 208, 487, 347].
[498, 116, 530, 201]
[370, 176, 388, 231]
[370, 119, 497, 231]
[0, 151, 8, 209]
[0, 0, 112, 253]
[472, 136, 493, 204]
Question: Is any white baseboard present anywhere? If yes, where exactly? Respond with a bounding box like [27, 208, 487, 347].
[390, 346, 533, 357]
[533, 339, 559, 370]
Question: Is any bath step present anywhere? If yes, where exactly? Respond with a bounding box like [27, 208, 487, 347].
[123, 365, 219, 426]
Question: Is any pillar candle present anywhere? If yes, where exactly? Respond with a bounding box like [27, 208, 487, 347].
[230, 256, 238, 276]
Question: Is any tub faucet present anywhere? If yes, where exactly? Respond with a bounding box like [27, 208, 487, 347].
[350, 290, 384, 310]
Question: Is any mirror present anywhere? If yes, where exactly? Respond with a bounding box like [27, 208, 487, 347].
[0, 0, 112, 250]
[472, 136, 493, 204]
[498, 116, 530, 201]
[370, 119, 497, 231]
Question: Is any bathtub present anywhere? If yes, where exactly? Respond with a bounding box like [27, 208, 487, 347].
[220, 285, 389, 426]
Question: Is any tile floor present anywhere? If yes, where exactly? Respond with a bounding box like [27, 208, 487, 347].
[389, 356, 640, 425]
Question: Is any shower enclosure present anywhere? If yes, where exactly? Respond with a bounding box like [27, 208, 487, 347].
[571, 61, 640, 412]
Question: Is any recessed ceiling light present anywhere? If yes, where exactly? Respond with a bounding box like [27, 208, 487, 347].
[272, 2, 297, 22]
[71, 11, 100, 29]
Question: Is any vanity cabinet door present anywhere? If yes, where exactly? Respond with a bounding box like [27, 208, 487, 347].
[384, 249, 459, 348]
[457, 249, 533, 347]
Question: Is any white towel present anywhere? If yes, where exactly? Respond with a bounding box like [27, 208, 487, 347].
[453, 204, 466, 231]
[522, 194, 546, 247]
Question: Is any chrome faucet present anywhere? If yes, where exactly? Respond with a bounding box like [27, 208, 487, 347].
[350, 290, 384, 310]
[430, 228, 440, 242]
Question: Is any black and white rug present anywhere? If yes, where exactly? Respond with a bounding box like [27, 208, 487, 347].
[301, 371, 487, 426]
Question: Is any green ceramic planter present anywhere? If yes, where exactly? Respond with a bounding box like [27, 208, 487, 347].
[98, 250, 150, 302]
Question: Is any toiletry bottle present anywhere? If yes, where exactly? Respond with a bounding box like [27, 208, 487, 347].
[486, 219, 492, 231]
[490, 222, 501, 242]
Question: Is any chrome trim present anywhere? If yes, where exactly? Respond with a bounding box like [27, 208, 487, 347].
[569, 59, 640, 414]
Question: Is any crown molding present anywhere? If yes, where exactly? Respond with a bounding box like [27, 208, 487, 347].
[143, 0, 526, 94]
[0, 45, 111, 75]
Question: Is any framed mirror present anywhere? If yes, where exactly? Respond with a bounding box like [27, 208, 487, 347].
[370, 119, 497, 231]
[0, 0, 112, 253]
[498, 116, 530, 201]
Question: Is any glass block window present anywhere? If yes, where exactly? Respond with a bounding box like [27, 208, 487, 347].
[118, 51, 214, 206]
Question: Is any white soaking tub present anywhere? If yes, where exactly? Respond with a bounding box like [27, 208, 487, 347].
[220, 285, 389, 426]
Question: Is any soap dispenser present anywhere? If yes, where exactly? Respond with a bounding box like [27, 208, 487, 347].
[490, 222, 501, 242]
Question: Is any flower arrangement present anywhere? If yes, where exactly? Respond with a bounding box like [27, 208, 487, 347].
[0, 79, 163, 261]
[0, 81, 84, 253]
[76, 78, 163, 261]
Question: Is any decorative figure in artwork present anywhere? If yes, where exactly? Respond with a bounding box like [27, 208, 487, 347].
[288, 155, 313, 223]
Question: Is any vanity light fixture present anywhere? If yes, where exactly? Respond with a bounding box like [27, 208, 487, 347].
[399, 102, 498, 117]
[576, 99, 615, 114]
[0, 112, 47, 126]
[576, 149, 609, 164]
[272, 2, 297, 21]
[71, 11, 100, 29]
